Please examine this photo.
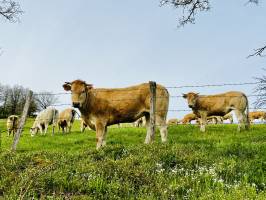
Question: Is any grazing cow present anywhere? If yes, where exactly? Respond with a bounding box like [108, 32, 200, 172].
[222, 113, 234, 124]
[6, 115, 19, 136]
[63, 80, 169, 149]
[58, 108, 76, 133]
[167, 118, 179, 125]
[134, 116, 146, 127]
[249, 111, 266, 123]
[206, 116, 223, 124]
[183, 91, 249, 132]
[180, 113, 198, 124]
[30, 108, 59, 136]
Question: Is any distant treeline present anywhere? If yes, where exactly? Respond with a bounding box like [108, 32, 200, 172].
[0, 83, 58, 119]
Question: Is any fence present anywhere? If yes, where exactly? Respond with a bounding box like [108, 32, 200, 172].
[0, 80, 265, 151]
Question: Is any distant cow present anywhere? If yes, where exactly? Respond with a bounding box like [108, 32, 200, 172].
[134, 116, 146, 127]
[30, 108, 59, 136]
[167, 118, 179, 125]
[63, 80, 169, 149]
[222, 113, 234, 124]
[6, 115, 19, 136]
[180, 113, 198, 124]
[58, 108, 76, 133]
[80, 117, 92, 132]
[183, 91, 249, 132]
[249, 111, 266, 123]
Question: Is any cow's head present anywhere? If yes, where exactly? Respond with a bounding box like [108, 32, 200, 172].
[182, 92, 199, 109]
[63, 80, 93, 108]
[30, 127, 39, 136]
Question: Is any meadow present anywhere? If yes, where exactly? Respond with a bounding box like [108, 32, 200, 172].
[0, 119, 265, 199]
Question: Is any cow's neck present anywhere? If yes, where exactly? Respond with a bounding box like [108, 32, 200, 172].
[79, 90, 97, 116]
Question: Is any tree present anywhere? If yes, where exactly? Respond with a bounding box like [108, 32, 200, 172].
[253, 69, 266, 108]
[0, 0, 22, 22]
[34, 92, 59, 111]
[160, 0, 265, 57]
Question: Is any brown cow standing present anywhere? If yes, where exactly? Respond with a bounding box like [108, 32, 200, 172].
[249, 111, 266, 123]
[183, 91, 249, 132]
[63, 80, 169, 149]
[58, 108, 76, 133]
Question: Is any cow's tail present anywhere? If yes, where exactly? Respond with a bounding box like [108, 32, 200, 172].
[244, 94, 250, 130]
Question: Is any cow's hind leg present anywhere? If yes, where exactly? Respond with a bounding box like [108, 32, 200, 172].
[156, 115, 167, 143]
[144, 114, 153, 144]
[235, 110, 245, 131]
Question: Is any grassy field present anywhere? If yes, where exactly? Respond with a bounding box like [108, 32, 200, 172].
[0, 119, 265, 199]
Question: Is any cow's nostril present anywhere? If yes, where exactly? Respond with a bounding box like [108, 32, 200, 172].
[73, 102, 80, 108]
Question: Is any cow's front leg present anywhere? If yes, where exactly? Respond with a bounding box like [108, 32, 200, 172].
[95, 122, 107, 149]
[200, 113, 207, 132]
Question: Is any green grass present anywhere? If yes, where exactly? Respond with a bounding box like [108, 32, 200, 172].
[0, 119, 266, 199]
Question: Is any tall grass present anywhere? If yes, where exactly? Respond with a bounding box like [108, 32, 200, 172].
[0, 119, 265, 199]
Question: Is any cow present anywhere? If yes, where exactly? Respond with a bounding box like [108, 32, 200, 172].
[222, 112, 234, 124]
[179, 113, 198, 124]
[167, 118, 179, 125]
[248, 111, 266, 123]
[183, 91, 249, 132]
[58, 108, 76, 133]
[6, 115, 19, 136]
[63, 80, 169, 149]
[30, 107, 59, 136]
[206, 116, 223, 124]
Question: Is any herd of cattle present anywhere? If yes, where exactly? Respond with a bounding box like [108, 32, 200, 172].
[4, 79, 266, 149]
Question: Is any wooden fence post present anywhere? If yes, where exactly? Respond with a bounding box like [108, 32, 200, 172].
[11, 90, 33, 151]
[149, 81, 156, 141]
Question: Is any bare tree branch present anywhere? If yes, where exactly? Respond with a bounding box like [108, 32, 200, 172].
[34, 92, 59, 111]
[253, 69, 266, 108]
[160, 0, 210, 27]
[247, 45, 266, 58]
[0, 0, 22, 22]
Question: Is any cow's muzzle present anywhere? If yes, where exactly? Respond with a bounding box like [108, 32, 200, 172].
[188, 105, 193, 108]
[72, 102, 80, 108]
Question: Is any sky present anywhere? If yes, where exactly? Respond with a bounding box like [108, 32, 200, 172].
[0, 0, 265, 120]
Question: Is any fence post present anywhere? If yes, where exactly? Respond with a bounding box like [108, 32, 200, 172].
[11, 90, 33, 151]
[149, 81, 156, 141]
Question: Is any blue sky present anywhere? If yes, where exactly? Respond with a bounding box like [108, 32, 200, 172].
[0, 0, 265, 119]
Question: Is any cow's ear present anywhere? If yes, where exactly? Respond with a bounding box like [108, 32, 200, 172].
[86, 84, 93, 90]
[63, 82, 71, 91]
[182, 93, 187, 99]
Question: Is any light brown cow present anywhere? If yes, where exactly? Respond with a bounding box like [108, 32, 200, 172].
[167, 118, 179, 125]
[248, 111, 266, 123]
[6, 115, 19, 136]
[183, 91, 249, 132]
[179, 113, 198, 124]
[63, 80, 169, 149]
[58, 108, 76, 133]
